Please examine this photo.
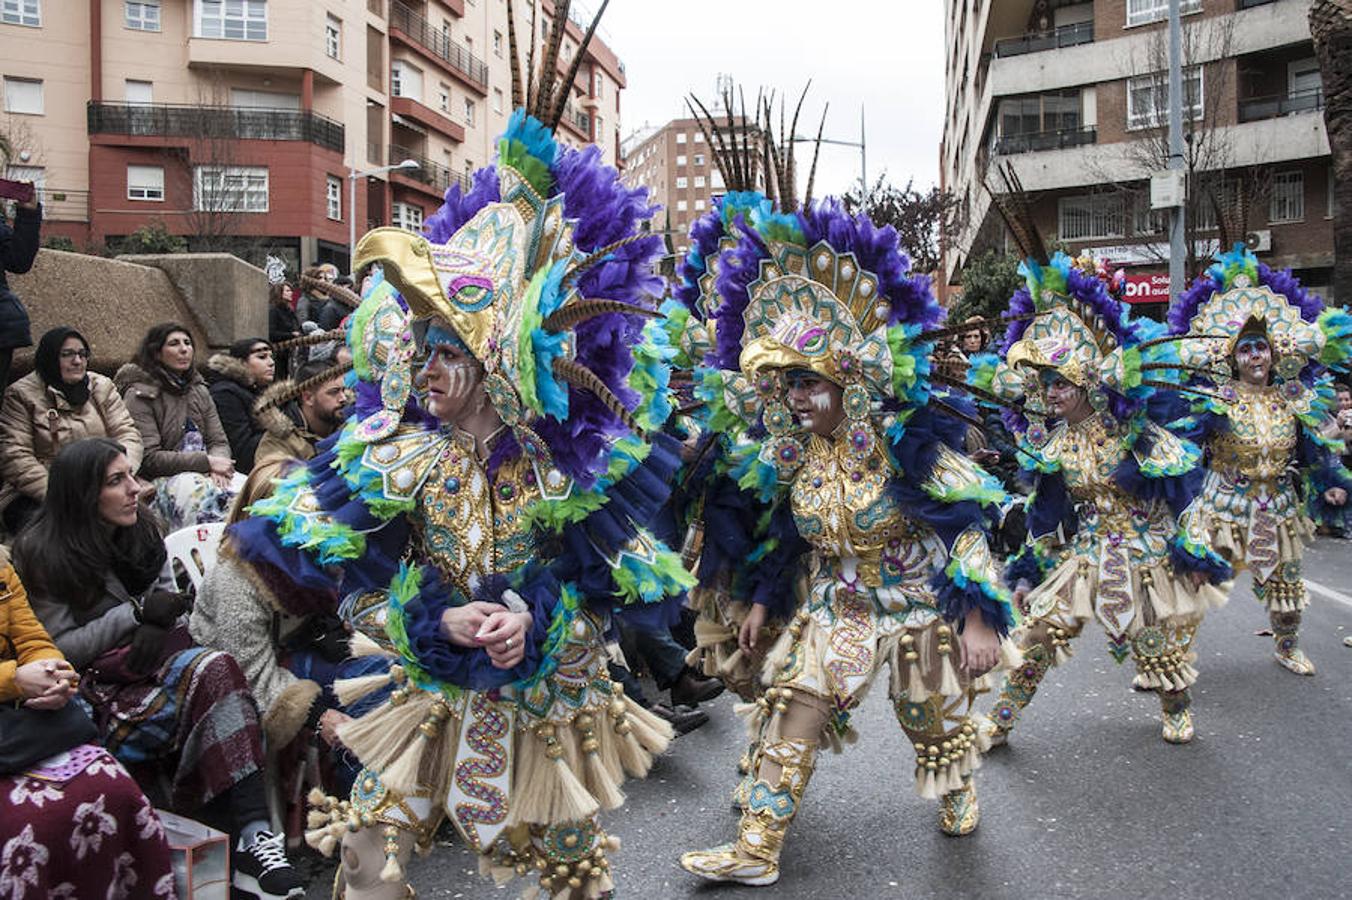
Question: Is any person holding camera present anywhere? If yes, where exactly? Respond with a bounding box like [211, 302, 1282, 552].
[0, 184, 41, 388]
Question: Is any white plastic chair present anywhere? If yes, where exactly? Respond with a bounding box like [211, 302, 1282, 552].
[162, 522, 226, 595]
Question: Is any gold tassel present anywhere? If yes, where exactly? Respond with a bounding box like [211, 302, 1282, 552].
[381, 699, 451, 796]
[334, 692, 434, 792]
[574, 713, 624, 809]
[938, 656, 963, 698]
[551, 756, 601, 822]
[533, 723, 601, 823]
[333, 672, 392, 706]
[936, 625, 962, 697]
[378, 826, 403, 883]
[919, 767, 938, 800]
[306, 810, 328, 830]
[315, 832, 337, 856]
[901, 633, 929, 703]
[349, 631, 392, 659]
[621, 700, 673, 754]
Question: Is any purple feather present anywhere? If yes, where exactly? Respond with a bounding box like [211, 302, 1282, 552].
[1170, 256, 1325, 335]
[712, 217, 772, 371]
[798, 199, 941, 330]
[999, 287, 1036, 354]
[423, 166, 502, 244]
[674, 207, 726, 313]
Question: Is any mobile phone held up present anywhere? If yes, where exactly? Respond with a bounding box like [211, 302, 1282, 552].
[0, 179, 35, 204]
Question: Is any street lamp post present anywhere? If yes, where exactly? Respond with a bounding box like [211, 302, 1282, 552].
[348, 159, 420, 269]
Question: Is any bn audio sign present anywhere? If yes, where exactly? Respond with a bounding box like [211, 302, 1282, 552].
[1122, 273, 1171, 304]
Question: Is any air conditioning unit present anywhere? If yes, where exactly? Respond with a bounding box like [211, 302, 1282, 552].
[1245, 229, 1272, 252]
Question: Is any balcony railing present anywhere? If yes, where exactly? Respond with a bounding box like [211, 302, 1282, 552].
[87, 102, 344, 153]
[993, 21, 1093, 58]
[561, 103, 591, 137]
[389, 1, 488, 90]
[993, 125, 1097, 156]
[389, 144, 471, 196]
[1239, 89, 1325, 123]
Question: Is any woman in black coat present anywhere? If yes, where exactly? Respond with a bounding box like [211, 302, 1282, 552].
[205, 338, 274, 473]
[267, 282, 302, 378]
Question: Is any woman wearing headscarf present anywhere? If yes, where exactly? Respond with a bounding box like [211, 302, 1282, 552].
[0, 326, 142, 534]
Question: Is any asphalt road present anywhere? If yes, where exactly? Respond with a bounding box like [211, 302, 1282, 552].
[306, 538, 1352, 899]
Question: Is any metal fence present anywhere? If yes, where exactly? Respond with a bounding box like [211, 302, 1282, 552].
[992, 125, 1097, 156]
[1238, 89, 1325, 123]
[389, 1, 488, 89]
[388, 144, 471, 196]
[87, 102, 345, 153]
[993, 22, 1094, 58]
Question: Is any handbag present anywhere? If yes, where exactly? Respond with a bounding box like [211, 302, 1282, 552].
[0, 700, 98, 776]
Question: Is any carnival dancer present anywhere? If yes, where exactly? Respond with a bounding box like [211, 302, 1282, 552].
[672, 85, 820, 706]
[678, 196, 1018, 888]
[1166, 245, 1352, 675]
[977, 253, 1232, 748]
[226, 13, 694, 896]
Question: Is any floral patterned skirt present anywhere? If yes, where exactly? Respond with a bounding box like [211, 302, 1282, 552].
[0, 744, 177, 900]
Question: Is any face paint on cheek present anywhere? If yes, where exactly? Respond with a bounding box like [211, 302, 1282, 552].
[808, 392, 834, 413]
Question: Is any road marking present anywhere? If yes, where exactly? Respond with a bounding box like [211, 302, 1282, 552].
[1304, 579, 1352, 609]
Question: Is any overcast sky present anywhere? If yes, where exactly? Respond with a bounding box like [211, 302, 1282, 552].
[597, 1, 948, 199]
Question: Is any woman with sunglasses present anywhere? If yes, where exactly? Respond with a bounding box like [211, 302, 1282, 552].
[0, 326, 143, 535]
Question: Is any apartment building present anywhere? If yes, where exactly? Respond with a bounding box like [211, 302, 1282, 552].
[941, 0, 1333, 306]
[0, 0, 625, 270]
[620, 115, 759, 258]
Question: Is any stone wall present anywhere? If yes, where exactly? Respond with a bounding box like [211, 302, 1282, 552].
[7, 249, 267, 375]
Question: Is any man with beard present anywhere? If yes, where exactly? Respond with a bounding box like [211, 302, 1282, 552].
[252, 359, 349, 474]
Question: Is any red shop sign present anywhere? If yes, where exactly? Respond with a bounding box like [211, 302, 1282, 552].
[1121, 273, 1171, 304]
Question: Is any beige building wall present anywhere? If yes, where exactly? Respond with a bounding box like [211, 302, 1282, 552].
[0, 0, 624, 246]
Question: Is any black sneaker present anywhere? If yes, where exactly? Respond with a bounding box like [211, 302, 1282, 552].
[234, 829, 305, 900]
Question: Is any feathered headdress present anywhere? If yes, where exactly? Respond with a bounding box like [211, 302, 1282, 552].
[347, 1, 666, 487]
[982, 252, 1192, 432]
[1168, 243, 1352, 384]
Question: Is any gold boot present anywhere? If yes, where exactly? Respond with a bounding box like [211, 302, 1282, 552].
[680, 737, 816, 886]
[986, 639, 1057, 746]
[1271, 610, 1316, 675]
[1159, 689, 1194, 744]
[938, 776, 980, 836]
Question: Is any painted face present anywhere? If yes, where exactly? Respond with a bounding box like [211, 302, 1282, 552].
[98, 453, 141, 528]
[420, 323, 484, 424]
[159, 331, 195, 374]
[784, 368, 844, 436]
[58, 336, 89, 384]
[244, 343, 275, 386]
[1234, 334, 1272, 386]
[961, 330, 984, 354]
[1043, 371, 1091, 422]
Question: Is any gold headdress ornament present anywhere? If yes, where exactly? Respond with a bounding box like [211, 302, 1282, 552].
[346, 0, 661, 451]
[1177, 283, 1325, 383]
